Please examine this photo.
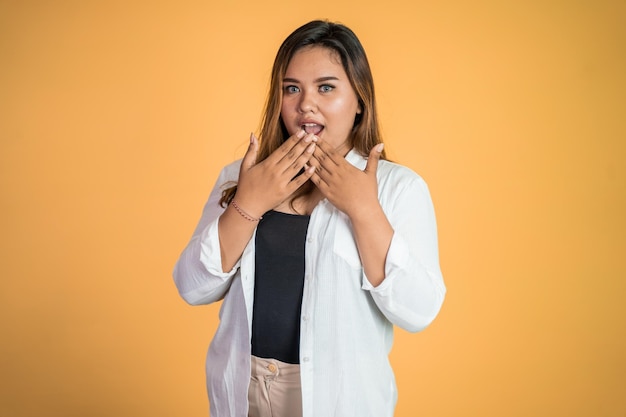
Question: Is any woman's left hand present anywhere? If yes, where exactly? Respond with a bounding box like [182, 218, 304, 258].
[309, 138, 393, 286]
[308, 138, 385, 220]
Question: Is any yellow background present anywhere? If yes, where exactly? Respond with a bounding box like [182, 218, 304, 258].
[1, 1, 624, 416]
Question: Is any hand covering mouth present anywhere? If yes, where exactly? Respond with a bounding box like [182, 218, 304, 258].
[302, 123, 324, 135]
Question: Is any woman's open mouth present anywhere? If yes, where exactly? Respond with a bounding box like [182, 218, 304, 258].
[302, 123, 324, 135]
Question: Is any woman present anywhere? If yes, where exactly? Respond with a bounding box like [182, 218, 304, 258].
[173, 20, 446, 417]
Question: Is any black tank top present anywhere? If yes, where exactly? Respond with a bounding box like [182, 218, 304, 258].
[251, 210, 310, 364]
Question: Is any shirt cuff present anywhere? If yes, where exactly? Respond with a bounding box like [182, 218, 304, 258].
[200, 218, 240, 278]
[361, 231, 409, 293]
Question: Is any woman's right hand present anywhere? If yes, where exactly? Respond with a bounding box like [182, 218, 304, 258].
[217, 130, 316, 271]
[231, 130, 317, 218]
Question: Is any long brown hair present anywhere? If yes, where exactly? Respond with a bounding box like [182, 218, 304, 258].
[221, 20, 384, 208]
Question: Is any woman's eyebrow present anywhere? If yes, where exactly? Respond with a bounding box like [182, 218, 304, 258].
[315, 76, 340, 82]
[282, 76, 340, 83]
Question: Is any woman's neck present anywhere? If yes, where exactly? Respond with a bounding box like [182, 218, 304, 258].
[273, 185, 324, 216]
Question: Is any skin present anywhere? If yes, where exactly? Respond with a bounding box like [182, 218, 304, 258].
[218, 46, 393, 286]
[280, 45, 362, 156]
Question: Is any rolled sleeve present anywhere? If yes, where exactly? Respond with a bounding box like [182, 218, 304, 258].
[362, 172, 446, 332]
[173, 160, 243, 306]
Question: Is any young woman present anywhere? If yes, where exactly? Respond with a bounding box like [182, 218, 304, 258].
[174, 20, 446, 417]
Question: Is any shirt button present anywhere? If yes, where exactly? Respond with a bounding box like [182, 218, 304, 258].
[267, 363, 277, 373]
[302, 357, 310, 362]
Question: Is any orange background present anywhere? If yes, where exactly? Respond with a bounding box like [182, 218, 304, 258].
[1, 1, 625, 416]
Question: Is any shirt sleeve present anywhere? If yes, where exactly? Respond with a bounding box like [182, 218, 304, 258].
[173, 161, 243, 305]
[362, 173, 446, 332]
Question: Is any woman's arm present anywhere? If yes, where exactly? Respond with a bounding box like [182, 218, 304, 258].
[217, 131, 316, 271]
[365, 173, 446, 332]
[309, 141, 392, 286]
[309, 140, 445, 331]
[172, 162, 241, 305]
[174, 131, 318, 304]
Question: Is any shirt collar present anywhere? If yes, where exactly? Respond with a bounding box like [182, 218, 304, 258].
[345, 148, 368, 169]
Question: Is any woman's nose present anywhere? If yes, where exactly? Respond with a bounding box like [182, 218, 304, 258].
[298, 90, 317, 113]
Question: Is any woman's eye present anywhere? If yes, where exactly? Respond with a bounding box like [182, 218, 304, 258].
[319, 85, 334, 93]
[285, 85, 300, 94]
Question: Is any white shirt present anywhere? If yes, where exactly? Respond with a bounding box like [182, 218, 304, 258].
[173, 149, 446, 417]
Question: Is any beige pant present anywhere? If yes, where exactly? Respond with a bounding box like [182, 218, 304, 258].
[248, 356, 302, 417]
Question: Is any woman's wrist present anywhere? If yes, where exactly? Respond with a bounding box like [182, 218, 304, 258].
[230, 199, 263, 222]
[346, 198, 383, 223]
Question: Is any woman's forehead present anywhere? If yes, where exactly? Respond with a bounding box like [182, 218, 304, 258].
[285, 46, 344, 75]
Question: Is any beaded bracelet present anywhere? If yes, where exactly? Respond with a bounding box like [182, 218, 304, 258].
[231, 200, 262, 222]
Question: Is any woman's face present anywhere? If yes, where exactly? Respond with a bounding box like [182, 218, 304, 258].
[280, 46, 361, 156]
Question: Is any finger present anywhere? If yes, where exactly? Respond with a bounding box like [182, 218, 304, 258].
[273, 129, 308, 160]
[306, 160, 328, 192]
[287, 163, 316, 191]
[311, 144, 338, 173]
[282, 143, 316, 181]
[276, 131, 316, 170]
[260, 129, 304, 167]
[266, 130, 309, 168]
[310, 146, 341, 184]
[241, 132, 259, 170]
[311, 136, 340, 166]
[364, 143, 384, 175]
[307, 148, 327, 179]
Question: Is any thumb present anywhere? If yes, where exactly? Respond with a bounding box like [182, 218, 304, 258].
[242, 132, 259, 171]
[364, 143, 384, 174]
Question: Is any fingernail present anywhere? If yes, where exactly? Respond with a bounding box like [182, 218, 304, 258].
[312, 135, 319, 142]
[376, 143, 384, 152]
[297, 130, 306, 139]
